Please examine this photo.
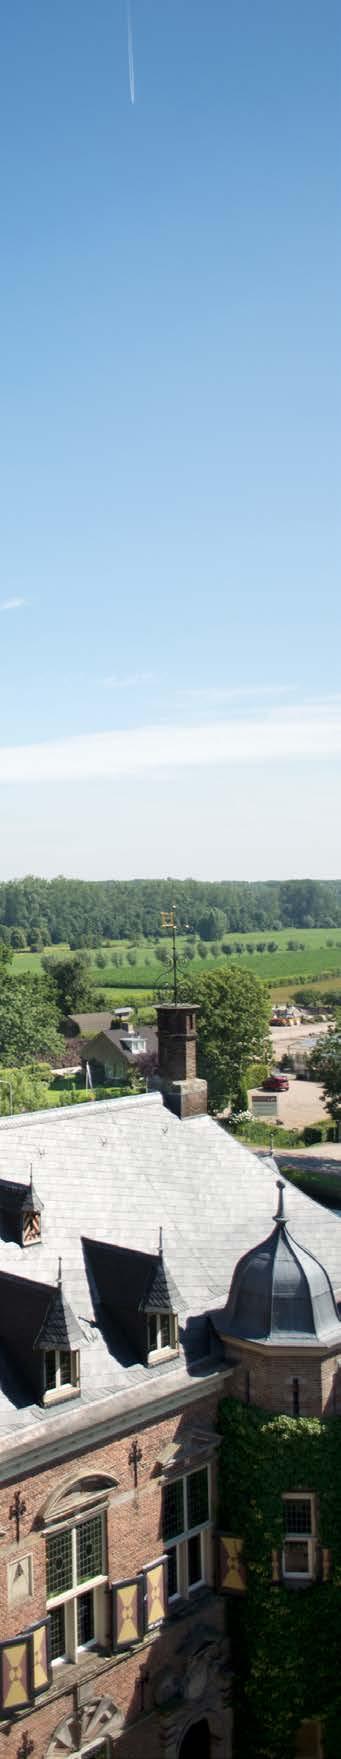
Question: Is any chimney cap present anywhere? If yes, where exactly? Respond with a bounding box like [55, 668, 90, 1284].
[157, 1002, 197, 1014]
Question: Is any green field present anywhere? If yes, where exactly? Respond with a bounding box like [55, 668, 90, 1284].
[10, 928, 341, 997]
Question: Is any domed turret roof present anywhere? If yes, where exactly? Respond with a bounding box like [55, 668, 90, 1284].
[218, 1178, 341, 1346]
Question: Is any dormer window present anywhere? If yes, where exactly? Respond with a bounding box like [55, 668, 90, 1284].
[121, 1034, 146, 1055]
[22, 1208, 42, 1247]
[147, 1312, 178, 1359]
[0, 1171, 43, 1247]
[44, 1348, 80, 1403]
[22, 1167, 43, 1246]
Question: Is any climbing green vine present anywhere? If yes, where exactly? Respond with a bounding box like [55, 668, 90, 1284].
[218, 1400, 341, 1758]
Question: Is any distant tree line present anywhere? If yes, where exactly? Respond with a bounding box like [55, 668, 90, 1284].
[0, 877, 341, 948]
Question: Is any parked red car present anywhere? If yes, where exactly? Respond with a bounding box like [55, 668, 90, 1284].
[262, 1073, 289, 1092]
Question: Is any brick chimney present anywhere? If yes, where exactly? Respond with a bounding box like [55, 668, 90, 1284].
[156, 1005, 207, 1120]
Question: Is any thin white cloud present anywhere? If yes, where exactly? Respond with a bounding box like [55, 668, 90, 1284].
[102, 672, 153, 689]
[181, 683, 295, 703]
[0, 597, 28, 612]
[0, 703, 341, 783]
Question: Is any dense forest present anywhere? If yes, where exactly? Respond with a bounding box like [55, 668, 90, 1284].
[0, 877, 341, 947]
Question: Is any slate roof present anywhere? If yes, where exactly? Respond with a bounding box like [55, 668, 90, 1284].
[84, 1238, 181, 1316]
[66, 1009, 135, 1036]
[66, 1011, 114, 1035]
[215, 1178, 341, 1346]
[82, 1026, 158, 1067]
[0, 1176, 43, 1215]
[34, 1284, 85, 1352]
[0, 1093, 339, 1457]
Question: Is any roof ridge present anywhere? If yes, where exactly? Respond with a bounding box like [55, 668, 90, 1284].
[0, 1091, 163, 1133]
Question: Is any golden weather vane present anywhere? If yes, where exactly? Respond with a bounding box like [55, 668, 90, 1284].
[160, 906, 178, 1004]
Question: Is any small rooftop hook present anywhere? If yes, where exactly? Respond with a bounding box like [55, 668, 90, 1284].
[273, 1177, 287, 1226]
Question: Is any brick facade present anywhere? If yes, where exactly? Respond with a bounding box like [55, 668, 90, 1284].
[225, 1341, 341, 1417]
[0, 1389, 232, 1759]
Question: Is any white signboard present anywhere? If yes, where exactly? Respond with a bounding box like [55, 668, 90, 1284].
[251, 1091, 278, 1122]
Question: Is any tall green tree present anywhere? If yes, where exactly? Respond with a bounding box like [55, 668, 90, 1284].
[0, 942, 13, 970]
[196, 907, 226, 941]
[0, 1064, 51, 1114]
[9, 926, 27, 949]
[178, 966, 271, 1112]
[42, 953, 92, 1018]
[0, 974, 62, 1065]
[309, 1031, 341, 1128]
[0, 876, 341, 944]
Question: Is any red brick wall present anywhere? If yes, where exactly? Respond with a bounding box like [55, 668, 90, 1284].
[321, 1354, 341, 1415]
[226, 1347, 324, 1416]
[0, 1391, 222, 1757]
[2, 1596, 226, 1759]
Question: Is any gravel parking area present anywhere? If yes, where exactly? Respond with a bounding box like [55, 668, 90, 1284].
[271, 1020, 332, 1060]
[251, 1076, 327, 1129]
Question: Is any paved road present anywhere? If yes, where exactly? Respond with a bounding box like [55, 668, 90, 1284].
[257, 1149, 341, 1182]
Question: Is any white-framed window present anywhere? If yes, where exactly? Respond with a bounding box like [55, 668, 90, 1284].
[46, 1510, 107, 1664]
[43, 1349, 80, 1404]
[147, 1312, 178, 1358]
[282, 1495, 316, 1580]
[163, 1465, 211, 1602]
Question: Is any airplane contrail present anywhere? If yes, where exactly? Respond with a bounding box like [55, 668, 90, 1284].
[127, 0, 135, 105]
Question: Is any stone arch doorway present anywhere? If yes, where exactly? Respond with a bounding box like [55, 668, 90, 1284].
[179, 1719, 211, 1759]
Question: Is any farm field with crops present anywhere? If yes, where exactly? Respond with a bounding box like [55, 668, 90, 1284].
[10, 928, 341, 996]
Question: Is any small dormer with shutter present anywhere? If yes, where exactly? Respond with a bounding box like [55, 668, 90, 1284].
[0, 1261, 85, 1406]
[0, 1168, 43, 1247]
[34, 1260, 85, 1404]
[83, 1230, 180, 1367]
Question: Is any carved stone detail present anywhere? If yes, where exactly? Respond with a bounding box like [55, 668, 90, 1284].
[46, 1696, 124, 1756]
[154, 1631, 233, 1758]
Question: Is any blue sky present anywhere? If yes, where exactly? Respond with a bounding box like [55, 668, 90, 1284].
[0, 0, 340, 878]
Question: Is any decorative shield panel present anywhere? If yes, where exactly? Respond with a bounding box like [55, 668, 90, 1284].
[143, 1555, 168, 1630]
[112, 1574, 144, 1650]
[217, 1533, 246, 1593]
[27, 1617, 52, 1695]
[0, 1633, 34, 1716]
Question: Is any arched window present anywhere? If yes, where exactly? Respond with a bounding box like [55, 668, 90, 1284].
[179, 1720, 211, 1759]
[42, 1472, 117, 1523]
[43, 1475, 117, 1669]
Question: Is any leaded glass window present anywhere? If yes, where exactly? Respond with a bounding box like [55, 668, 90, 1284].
[163, 1465, 211, 1601]
[46, 1511, 106, 1664]
[147, 1311, 178, 1357]
[76, 1515, 103, 1584]
[47, 1528, 73, 1598]
[163, 1477, 184, 1540]
[282, 1496, 315, 1580]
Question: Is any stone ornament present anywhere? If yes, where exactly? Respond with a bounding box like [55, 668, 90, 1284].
[46, 1696, 124, 1756]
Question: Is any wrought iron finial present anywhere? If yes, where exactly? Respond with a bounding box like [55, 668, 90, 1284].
[57, 1256, 62, 1289]
[159, 1225, 163, 1259]
[273, 1178, 287, 1226]
[30, 1163, 33, 1192]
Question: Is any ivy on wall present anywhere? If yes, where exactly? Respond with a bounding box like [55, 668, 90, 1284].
[218, 1400, 341, 1758]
